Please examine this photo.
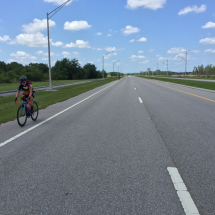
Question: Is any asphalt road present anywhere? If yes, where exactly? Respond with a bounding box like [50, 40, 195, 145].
[0, 78, 107, 97]
[0, 76, 215, 214]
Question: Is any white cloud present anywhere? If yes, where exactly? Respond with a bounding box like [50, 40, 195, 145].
[104, 47, 116, 52]
[22, 19, 55, 33]
[205, 49, 215, 53]
[121, 25, 140, 35]
[64, 21, 91, 31]
[64, 40, 91, 48]
[107, 34, 112, 37]
[139, 60, 149, 64]
[62, 51, 71, 57]
[36, 50, 44, 55]
[199, 37, 215, 44]
[178, 4, 206, 15]
[0, 35, 10, 42]
[148, 49, 154, 52]
[156, 55, 160, 57]
[42, 58, 48, 61]
[10, 51, 37, 61]
[126, 0, 166, 10]
[190, 50, 200, 53]
[202, 22, 215, 29]
[167, 47, 186, 54]
[130, 55, 146, 61]
[138, 50, 144, 53]
[44, 0, 73, 5]
[72, 51, 80, 57]
[158, 57, 167, 60]
[95, 32, 102, 35]
[35, 50, 55, 56]
[52, 41, 63, 46]
[129, 39, 135, 42]
[9, 32, 49, 47]
[97, 48, 102, 51]
[137, 37, 147, 42]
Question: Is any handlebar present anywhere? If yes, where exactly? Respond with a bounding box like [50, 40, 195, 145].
[15, 97, 32, 105]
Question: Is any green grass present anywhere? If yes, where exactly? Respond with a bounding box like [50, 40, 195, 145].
[0, 78, 117, 125]
[140, 76, 215, 90]
[164, 76, 215, 80]
[0, 79, 97, 92]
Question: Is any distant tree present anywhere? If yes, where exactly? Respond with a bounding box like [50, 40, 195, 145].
[7, 62, 23, 72]
[0, 61, 7, 72]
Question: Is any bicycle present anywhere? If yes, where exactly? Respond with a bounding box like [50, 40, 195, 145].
[15, 97, 39, 127]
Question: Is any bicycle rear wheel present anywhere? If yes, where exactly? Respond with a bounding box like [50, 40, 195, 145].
[31, 101, 39, 121]
[17, 105, 27, 127]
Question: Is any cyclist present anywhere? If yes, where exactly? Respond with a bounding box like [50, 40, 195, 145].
[14, 76, 36, 114]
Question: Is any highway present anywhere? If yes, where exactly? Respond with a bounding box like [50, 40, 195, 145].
[0, 76, 215, 214]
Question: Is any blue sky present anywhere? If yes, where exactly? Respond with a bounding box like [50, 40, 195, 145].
[1, 0, 215, 74]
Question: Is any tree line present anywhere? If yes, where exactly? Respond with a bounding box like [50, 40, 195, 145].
[0, 58, 107, 83]
[192, 64, 215, 77]
[139, 64, 215, 77]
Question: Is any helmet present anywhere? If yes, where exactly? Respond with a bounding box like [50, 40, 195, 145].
[20, 76, 27, 83]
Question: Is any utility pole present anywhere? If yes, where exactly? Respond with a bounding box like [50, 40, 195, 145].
[157, 63, 158, 76]
[113, 60, 120, 78]
[177, 51, 187, 77]
[47, 0, 71, 90]
[185, 51, 187, 77]
[102, 50, 114, 79]
[162, 59, 168, 76]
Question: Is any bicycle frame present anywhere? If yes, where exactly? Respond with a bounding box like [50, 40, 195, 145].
[16, 98, 32, 115]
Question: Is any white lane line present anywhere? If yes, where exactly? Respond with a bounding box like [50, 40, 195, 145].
[138, 97, 143, 103]
[0, 81, 117, 149]
[134, 88, 136, 90]
[167, 167, 200, 215]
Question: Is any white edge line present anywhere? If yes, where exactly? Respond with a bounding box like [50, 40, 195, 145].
[0, 81, 117, 148]
[138, 97, 143, 103]
[167, 167, 200, 215]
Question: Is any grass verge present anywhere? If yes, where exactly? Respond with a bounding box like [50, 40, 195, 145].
[0, 79, 99, 92]
[0, 78, 117, 125]
[139, 76, 215, 90]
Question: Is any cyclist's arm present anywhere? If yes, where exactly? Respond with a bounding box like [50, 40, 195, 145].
[29, 85, 33, 98]
[15, 90, 20, 97]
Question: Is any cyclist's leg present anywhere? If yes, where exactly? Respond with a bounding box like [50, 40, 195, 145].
[30, 91, 36, 110]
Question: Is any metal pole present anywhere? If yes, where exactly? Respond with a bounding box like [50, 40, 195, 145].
[185, 51, 187, 77]
[47, 13, 52, 90]
[167, 59, 168, 76]
[102, 55, 104, 79]
[157, 63, 158, 76]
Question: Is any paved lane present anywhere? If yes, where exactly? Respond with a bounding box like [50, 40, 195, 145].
[0, 77, 184, 214]
[134, 77, 215, 215]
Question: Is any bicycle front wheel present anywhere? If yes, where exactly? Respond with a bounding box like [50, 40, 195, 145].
[17, 105, 27, 127]
[31, 101, 39, 121]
